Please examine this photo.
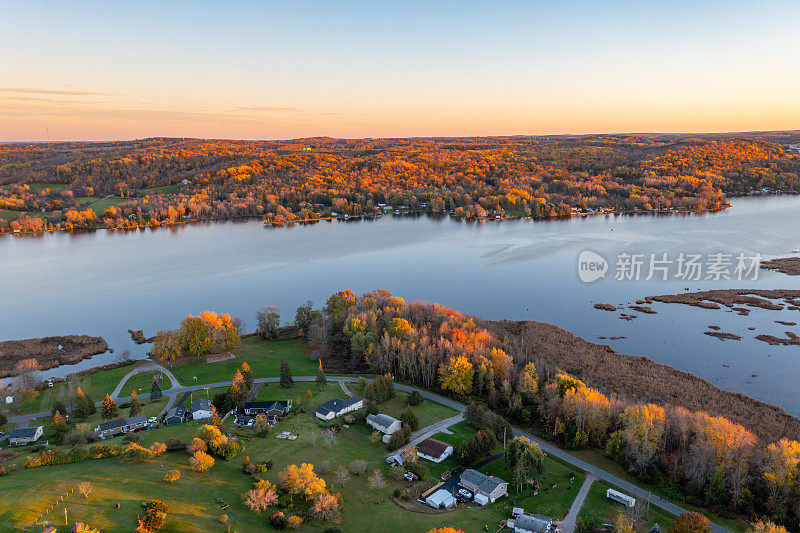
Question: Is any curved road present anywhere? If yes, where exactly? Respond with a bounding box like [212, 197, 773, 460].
[8, 369, 731, 533]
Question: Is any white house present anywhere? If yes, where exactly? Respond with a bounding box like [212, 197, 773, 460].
[416, 438, 454, 463]
[315, 396, 364, 421]
[425, 489, 456, 509]
[366, 413, 401, 435]
[190, 398, 213, 420]
[459, 468, 508, 505]
[8, 426, 43, 446]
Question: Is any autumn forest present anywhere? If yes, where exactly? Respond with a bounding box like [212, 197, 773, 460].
[1, 134, 799, 234]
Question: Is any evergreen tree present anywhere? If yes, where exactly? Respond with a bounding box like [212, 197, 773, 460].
[101, 393, 118, 420]
[401, 407, 420, 432]
[53, 410, 68, 439]
[316, 359, 327, 390]
[150, 379, 163, 401]
[280, 357, 294, 388]
[407, 390, 424, 406]
[129, 390, 142, 416]
[51, 399, 66, 417]
[73, 387, 95, 419]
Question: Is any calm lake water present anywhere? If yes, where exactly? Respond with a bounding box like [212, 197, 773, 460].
[2, 196, 800, 413]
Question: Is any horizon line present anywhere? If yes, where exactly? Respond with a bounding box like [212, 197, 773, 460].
[2, 128, 800, 145]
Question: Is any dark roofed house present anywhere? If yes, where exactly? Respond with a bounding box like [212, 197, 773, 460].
[95, 415, 148, 438]
[315, 396, 364, 421]
[511, 512, 559, 533]
[243, 399, 291, 417]
[459, 468, 508, 505]
[165, 405, 187, 425]
[190, 398, 213, 420]
[9, 426, 43, 446]
[417, 437, 454, 463]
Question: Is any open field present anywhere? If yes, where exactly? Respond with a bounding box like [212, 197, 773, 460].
[121, 371, 172, 396]
[139, 184, 179, 195]
[168, 337, 319, 386]
[0, 382, 518, 532]
[8, 362, 141, 416]
[577, 479, 676, 532]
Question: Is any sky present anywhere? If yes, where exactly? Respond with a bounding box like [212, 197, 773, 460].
[1, 0, 799, 141]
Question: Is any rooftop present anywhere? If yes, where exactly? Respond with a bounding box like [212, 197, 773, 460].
[366, 413, 400, 428]
[315, 396, 363, 415]
[10, 426, 41, 439]
[459, 468, 506, 495]
[417, 437, 452, 458]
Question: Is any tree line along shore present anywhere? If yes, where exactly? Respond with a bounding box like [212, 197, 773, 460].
[1, 133, 799, 234]
[3, 289, 800, 531]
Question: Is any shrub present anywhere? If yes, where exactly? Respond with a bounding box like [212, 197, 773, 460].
[139, 500, 168, 531]
[269, 510, 286, 529]
[408, 390, 424, 406]
[122, 443, 153, 463]
[348, 459, 367, 475]
[190, 450, 215, 472]
[163, 469, 181, 483]
[406, 460, 431, 481]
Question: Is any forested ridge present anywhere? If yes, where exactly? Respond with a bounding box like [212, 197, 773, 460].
[1, 134, 799, 233]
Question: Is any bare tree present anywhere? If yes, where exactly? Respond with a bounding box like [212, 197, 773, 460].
[78, 481, 94, 499]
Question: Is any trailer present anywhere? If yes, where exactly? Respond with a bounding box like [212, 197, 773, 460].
[606, 488, 636, 508]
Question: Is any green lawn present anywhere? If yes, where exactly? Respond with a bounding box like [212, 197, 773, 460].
[120, 371, 172, 397]
[24, 183, 67, 193]
[167, 337, 319, 386]
[578, 479, 675, 532]
[480, 454, 585, 521]
[372, 390, 457, 429]
[570, 449, 746, 532]
[0, 209, 20, 220]
[139, 184, 179, 195]
[11, 363, 142, 416]
[76, 196, 128, 215]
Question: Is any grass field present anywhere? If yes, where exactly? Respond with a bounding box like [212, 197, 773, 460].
[570, 449, 746, 532]
[168, 337, 319, 386]
[139, 184, 179, 195]
[577, 479, 676, 532]
[121, 371, 173, 397]
[0, 381, 547, 532]
[26, 183, 67, 192]
[11, 363, 142, 416]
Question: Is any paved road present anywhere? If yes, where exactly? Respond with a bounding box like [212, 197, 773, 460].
[560, 474, 596, 533]
[393, 414, 464, 458]
[7, 372, 731, 532]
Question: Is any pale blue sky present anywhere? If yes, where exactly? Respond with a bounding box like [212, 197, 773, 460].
[1, 1, 798, 140]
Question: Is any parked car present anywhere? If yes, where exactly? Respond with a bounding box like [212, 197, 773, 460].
[404, 471, 418, 482]
[456, 488, 473, 502]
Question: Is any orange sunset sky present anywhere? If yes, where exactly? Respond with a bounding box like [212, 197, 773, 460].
[1, 1, 799, 141]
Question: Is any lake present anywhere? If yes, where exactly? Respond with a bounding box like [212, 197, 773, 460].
[2, 196, 800, 413]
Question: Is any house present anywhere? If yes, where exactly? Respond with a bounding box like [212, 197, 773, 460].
[458, 468, 508, 505]
[314, 396, 364, 421]
[425, 488, 456, 509]
[95, 415, 148, 437]
[190, 398, 213, 419]
[417, 438, 454, 463]
[509, 510, 559, 533]
[243, 399, 291, 418]
[164, 405, 186, 425]
[8, 426, 43, 446]
[366, 413, 402, 435]
[40, 527, 57, 533]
